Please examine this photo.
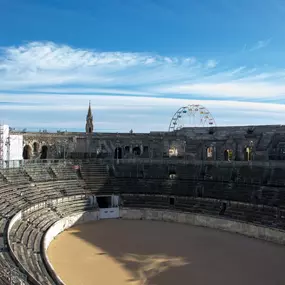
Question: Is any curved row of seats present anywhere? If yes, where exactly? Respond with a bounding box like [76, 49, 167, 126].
[9, 197, 94, 285]
[112, 162, 285, 186]
[0, 163, 92, 284]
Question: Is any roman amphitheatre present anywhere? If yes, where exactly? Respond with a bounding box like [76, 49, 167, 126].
[1, 103, 285, 285]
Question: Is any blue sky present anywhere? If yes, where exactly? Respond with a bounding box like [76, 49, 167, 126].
[1, 0, 285, 132]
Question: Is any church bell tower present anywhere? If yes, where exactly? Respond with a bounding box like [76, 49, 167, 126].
[85, 101, 94, 134]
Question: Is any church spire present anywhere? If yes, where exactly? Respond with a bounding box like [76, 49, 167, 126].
[85, 100, 94, 134]
[87, 100, 92, 117]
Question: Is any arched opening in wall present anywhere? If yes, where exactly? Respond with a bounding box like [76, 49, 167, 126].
[169, 170, 177, 179]
[40, 145, 48, 159]
[206, 147, 213, 159]
[114, 147, 122, 159]
[224, 149, 233, 161]
[124, 146, 130, 153]
[33, 142, 40, 153]
[22, 145, 32, 159]
[133, 146, 141, 156]
[244, 146, 252, 161]
[169, 147, 178, 157]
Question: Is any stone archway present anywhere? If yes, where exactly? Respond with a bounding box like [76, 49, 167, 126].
[114, 147, 122, 159]
[133, 146, 141, 156]
[244, 146, 252, 161]
[23, 145, 32, 159]
[224, 149, 233, 161]
[224, 149, 229, 161]
[33, 142, 40, 153]
[40, 145, 48, 159]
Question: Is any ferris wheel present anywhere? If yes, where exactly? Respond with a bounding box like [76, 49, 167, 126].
[168, 104, 216, 132]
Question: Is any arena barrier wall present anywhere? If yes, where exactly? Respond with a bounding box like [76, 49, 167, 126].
[43, 210, 100, 285]
[8, 205, 285, 285]
[120, 208, 285, 245]
[7, 196, 98, 285]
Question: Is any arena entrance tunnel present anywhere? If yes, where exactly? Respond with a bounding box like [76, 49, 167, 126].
[97, 196, 111, 208]
[94, 195, 120, 219]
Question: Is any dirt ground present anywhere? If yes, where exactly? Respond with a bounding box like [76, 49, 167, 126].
[47, 219, 285, 285]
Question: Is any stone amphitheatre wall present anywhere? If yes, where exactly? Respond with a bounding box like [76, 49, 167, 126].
[14, 124, 285, 161]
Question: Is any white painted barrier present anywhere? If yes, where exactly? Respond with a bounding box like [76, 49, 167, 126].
[43, 210, 100, 285]
[99, 207, 120, 219]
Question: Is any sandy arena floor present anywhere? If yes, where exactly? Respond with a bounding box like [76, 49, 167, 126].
[47, 219, 285, 285]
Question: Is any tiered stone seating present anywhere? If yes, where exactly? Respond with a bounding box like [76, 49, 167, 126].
[113, 164, 138, 177]
[81, 162, 114, 194]
[0, 250, 27, 284]
[8, 197, 94, 285]
[32, 180, 86, 198]
[14, 184, 48, 204]
[34, 181, 62, 199]
[1, 168, 30, 184]
[202, 165, 232, 182]
[9, 207, 60, 285]
[52, 180, 86, 196]
[176, 164, 202, 180]
[269, 168, 285, 186]
[142, 164, 167, 178]
[175, 196, 222, 216]
[258, 186, 279, 207]
[24, 164, 53, 182]
[122, 194, 169, 209]
[51, 164, 78, 180]
[0, 163, 91, 284]
[238, 166, 265, 184]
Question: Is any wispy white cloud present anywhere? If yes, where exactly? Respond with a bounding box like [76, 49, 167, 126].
[1, 94, 285, 128]
[248, 39, 271, 51]
[205, 59, 218, 68]
[1, 41, 285, 131]
[0, 93, 283, 113]
[0, 41, 202, 90]
[156, 81, 285, 99]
